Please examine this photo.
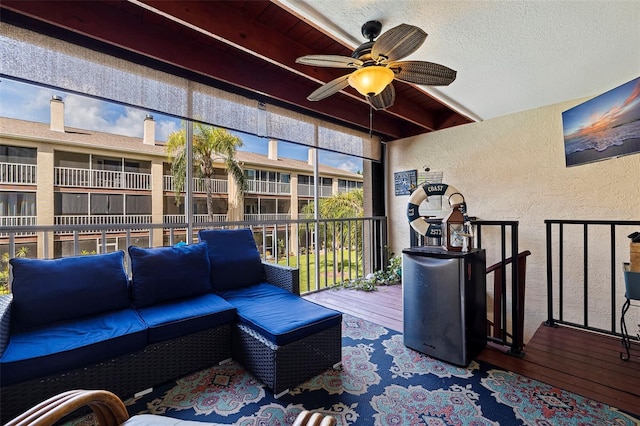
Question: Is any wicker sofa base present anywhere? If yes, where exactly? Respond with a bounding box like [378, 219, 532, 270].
[232, 322, 342, 395]
[0, 323, 232, 423]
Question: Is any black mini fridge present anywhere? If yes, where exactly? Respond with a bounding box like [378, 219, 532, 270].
[402, 247, 486, 366]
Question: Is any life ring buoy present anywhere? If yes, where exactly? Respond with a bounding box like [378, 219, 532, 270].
[406, 183, 468, 236]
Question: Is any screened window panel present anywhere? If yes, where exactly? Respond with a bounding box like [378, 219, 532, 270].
[54, 152, 90, 168]
[193, 199, 208, 215]
[260, 199, 276, 213]
[55, 193, 88, 215]
[91, 194, 124, 215]
[0, 145, 37, 164]
[125, 195, 151, 215]
[192, 83, 258, 136]
[125, 160, 151, 173]
[164, 196, 182, 214]
[265, 104, 316, 147]
[0, 25, 189, 119]
[318, 123, 381, 160]
[277, 200, 290, 213]
[1, 23, 381, 161]
[0, 192, 36, 216]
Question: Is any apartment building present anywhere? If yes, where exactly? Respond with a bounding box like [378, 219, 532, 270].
[0, 97, 363, 258]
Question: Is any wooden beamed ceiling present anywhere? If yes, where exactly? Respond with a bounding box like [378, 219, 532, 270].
[1, 0, 473, 140]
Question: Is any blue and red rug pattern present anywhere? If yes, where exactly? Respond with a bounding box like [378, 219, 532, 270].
[77, 314, 638, 425]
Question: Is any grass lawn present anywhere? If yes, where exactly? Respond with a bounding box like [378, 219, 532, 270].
[277, 249, 363, 293]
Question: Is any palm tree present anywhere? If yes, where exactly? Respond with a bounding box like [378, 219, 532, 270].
[305, 188, 363, 219]
[166, 123, 246, 221]
[302, 188, 364, 250]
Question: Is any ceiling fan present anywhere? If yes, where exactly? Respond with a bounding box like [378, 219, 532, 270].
[296, 21, 457, 110]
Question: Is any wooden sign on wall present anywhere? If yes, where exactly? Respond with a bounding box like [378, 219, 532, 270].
[394, 170, 417, 196]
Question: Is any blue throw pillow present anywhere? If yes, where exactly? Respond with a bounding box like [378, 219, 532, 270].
[129, 243, 211, 308]
[197, 228, 264, 291]
[10, 251, 129, 330]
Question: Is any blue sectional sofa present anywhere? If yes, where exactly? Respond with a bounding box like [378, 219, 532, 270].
[0, 229, 342, 422]
[198, 229, 342, 396]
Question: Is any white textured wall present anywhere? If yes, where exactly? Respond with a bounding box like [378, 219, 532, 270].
[387, 99, 640, 342]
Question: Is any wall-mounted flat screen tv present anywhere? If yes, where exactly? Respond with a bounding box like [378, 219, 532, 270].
[562, 76, 640, 167]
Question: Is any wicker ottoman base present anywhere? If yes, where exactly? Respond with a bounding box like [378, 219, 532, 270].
[0, 324, 232, 423]
[232, 322, 342, 395]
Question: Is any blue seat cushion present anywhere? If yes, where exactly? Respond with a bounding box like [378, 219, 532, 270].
[136, 293, 236, 343]
[218, 283, 342, 346]
[9, 251, 129, 331]
[0, 308, 147, 386]
[197, 229, 264, 291]
[129, 243, 211, 308]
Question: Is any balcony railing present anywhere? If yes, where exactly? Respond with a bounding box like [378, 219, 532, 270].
[243, 213, 291, 222]
[163, 214, 227, 223]
[545, 219, 640, 339]
[54, 215, 152, 234]
[298, 184, 332, 197]
[0, 216, 36, 227]
[1, 216, 388, 295]
[246, 180, 290, 195]
[337, 186, 360, 194]
[0, 162, 37, 185]
[0, 216, 37, 236]
[55, 167, 151, 190]
[163, 175, 228, 194]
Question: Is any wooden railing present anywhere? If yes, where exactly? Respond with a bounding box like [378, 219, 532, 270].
[411, 219, 527, 356]
[486, 250, 531, 355]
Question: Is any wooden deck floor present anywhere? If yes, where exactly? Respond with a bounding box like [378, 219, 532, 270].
[304, 284, 640, 417]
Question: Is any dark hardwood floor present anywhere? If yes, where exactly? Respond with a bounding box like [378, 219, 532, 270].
[303, 284, 640, 418]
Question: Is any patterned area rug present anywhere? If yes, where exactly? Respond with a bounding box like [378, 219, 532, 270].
[71, 314, 639, 425]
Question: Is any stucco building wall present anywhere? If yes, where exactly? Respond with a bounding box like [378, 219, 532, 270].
[386, 98, 640, 342]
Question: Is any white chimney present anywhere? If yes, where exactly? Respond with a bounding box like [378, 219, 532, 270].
[268, 139, 278, 160]
[143, 114, 156, 145]
[50, 95, 64, 132]
[308, 148, 316, 166]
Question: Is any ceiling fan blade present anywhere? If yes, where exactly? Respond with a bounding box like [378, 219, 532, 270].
[307, 74, 351, 101]
[389, 60, 457, 86]
[296, 55, 363, 69]
[367, 83, 396, 110]
[372, 24, 427, 63]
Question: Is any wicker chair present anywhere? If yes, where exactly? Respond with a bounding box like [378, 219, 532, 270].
[5, 389, 336, 426]
[0, 324, 232, 422]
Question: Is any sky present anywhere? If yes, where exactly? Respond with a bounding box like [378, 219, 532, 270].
[0, 78, 363, 173]
[562, 77, 640, 139]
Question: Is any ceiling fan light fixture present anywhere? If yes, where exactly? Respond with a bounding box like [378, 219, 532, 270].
[347, 66, 394, 96]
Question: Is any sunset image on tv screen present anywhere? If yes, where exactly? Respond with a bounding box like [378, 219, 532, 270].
[562, 76, 640, 167]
